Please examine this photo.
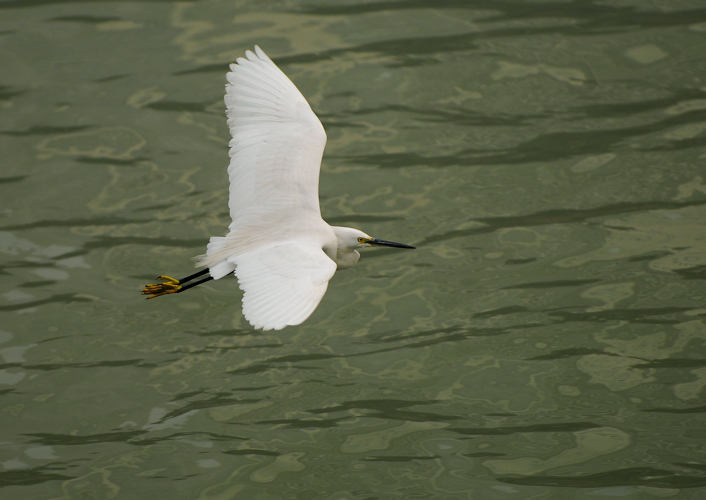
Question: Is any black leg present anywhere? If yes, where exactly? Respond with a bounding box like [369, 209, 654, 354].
[177, 268, 210, 285]
[177, 275, 214, 293]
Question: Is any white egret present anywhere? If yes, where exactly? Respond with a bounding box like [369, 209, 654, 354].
[142, 46, 415, 330]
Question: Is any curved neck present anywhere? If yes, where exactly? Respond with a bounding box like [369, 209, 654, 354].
[330, 226, 363, 270]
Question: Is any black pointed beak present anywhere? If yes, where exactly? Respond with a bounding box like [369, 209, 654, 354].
[368, 238, 416, 249]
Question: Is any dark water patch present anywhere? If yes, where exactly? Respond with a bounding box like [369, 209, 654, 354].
[18, 280, 57, 288]
[174, 63, 229, 76]
[578, 88, 706, 118]
[2, 259, 85, 272]
[255, 417, 349, 429]
[171, 390, 204, 402]
[308, 399, 460, 423]
[0, 175, 29, 184]
[138, 431, 247, 446]
[325, 104, 537, 127]
[10, 358, 154, 371]
[548, 307, 692, 325]
[674, 265, 706, 280]
[187, 328, 257, 338]
[0, 293, 92, 311]
[364, 325, 466, 344]
[230, 385, 277, 392]
[528, 347, 607, 361]
[223, 449, 280, 457]
[448, 422, 600, 436]
[268, 353, 340, 363]
[75, 156, 148, 166]
[0, 125, 93, 136]
[308, 399, 437, 415]
[464, 452, 507, 458]
[505, 257, 537, 265]
[642, 404, 706, 414]
[362, 455, 438, 462]
[358, 323, 542, 354]
[326, 90, 356, 98]
[0, 388, 16, 396]
[505, 279, 602, 289]
[627, 251, 673, 262]
[24, 430, 148, 446]
[82, 235, 205, 250]
[390, 333, 469, 349]
[226, 363, 271, 375]
[0, 0, 189, 10]
[0, 464, 73, 487]
[170, 343, 283, 354]
[4, 259, 93, 274]
[413, 107, 539, 127]
[402, 330, 496, 348]
[48, 15, 121, 23]
[0, 85, 25, 100]
[37, 335, 72, 345]
[498, 467, 706, 489]
[291, 365, 326, 371]
[334, 151, 468, 169]
[472, 306, 529, 319]
[364, 407, 458, 422]
[94, 73, 131, 83]
[158, 395, 262, 422]
[358, 329, 498, 352]
[0, 215, 147, 230]
[145, 100, 212, 112]
[482, 4, 706, 32]
[634, 358, 706, 369]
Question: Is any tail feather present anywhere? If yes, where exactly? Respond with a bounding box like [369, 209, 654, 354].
[195, 236, 236, 279]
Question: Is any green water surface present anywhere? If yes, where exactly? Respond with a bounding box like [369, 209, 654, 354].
[2, 1, 706, 498]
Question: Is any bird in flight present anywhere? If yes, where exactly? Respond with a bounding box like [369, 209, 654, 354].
[142, 46, 415, 330]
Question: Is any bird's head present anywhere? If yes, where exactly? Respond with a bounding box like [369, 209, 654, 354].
[332, 227, 416, 251]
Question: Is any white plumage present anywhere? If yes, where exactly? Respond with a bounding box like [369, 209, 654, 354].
[142, 46, 414, 331]
[233, 243, 336, 330]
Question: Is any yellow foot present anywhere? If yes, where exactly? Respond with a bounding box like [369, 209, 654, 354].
[141, 275, 182, 299]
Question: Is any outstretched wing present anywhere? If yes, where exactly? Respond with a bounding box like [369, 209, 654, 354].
[230, 242, 337, 331]
[225, 46, 327, 228]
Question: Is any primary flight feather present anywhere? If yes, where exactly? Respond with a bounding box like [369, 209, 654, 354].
[142, 46, 415, 330]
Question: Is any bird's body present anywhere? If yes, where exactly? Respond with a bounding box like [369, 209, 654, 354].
[142, 46, 414, 330]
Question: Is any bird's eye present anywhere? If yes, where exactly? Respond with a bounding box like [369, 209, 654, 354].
[357, 237, 366, 243]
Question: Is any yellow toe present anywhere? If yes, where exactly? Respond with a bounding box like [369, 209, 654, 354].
[141, 275, 182, 299]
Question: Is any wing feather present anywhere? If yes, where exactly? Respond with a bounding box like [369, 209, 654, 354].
[225, 46, 327, 227]
[231, 242, 337, 331]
